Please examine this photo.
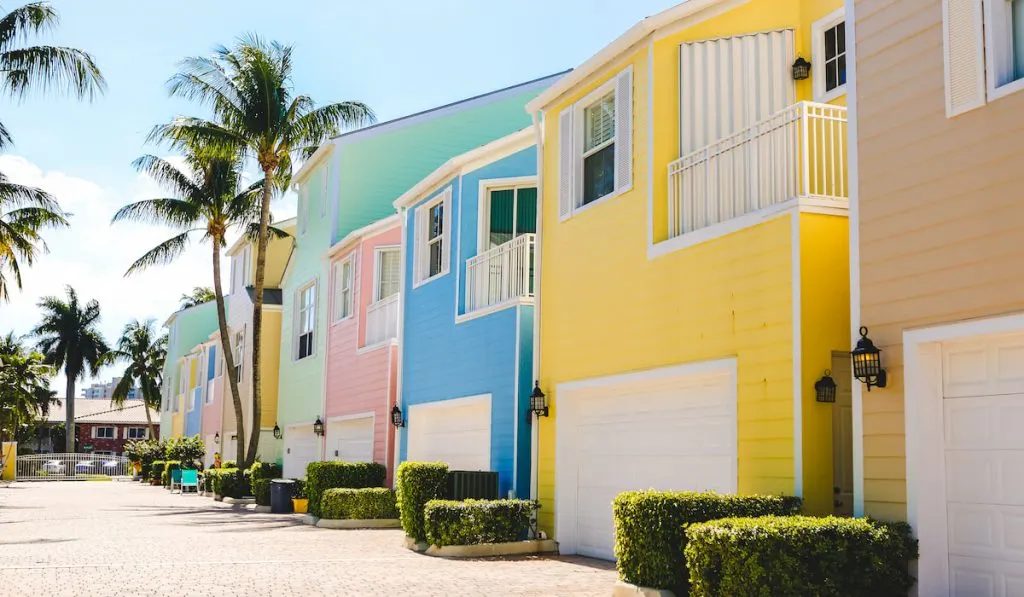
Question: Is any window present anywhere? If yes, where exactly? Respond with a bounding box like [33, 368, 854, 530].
[413, 189, 451, 285]
[296, 282, 316, 359]
[127, 427, 147, 440]
[233, 328, 244, 381]
[94, 427, 115, 439]
[374, 247, 401, 302]
[812, 10, 847, 102]
[482, 185, 537, 250]
[334, 256, 354, 320]
[559, 68, 632, 220]
[985, 0, 1024, 94]
[944, 0, 1024, 115]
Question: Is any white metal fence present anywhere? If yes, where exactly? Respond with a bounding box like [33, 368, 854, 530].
[365, 293, 400, 347]
[16, 453, 133, 481]
[465, 234, 536, 313]
[668, 101, 848, 238]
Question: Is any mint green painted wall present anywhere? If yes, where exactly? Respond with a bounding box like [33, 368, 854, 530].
[159, 301, 218, 439]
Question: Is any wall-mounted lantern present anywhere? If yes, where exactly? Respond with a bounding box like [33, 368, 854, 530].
[814, 370, 837, 403]
[313, 417, 325, 437]
[391, 405, 405, 428]
[792, 56, 811, 80]
[213, 432, 220, 445]
[526, 381, 549, 423]
[272, 424, 282, 440]
[851, 326, 887, 391]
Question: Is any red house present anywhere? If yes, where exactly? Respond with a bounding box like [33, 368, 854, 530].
[42, 399, 159, 456]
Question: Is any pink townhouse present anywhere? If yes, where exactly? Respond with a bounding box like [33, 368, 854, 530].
[322, 214, 402, 484]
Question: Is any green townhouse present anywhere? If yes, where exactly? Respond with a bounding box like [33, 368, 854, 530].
[276, 71, 565, 478]
[159, 300, 219, 441]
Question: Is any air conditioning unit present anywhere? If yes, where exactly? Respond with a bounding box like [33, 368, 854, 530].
[446, 470, 499, 500]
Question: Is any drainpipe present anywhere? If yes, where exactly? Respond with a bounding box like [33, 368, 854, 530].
[529, 111, 544, 504]
[392, 206, 409, 486]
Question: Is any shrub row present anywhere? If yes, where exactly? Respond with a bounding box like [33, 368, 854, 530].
[305, 462, 386, 518]
[685, 515, 918, 597]
[249, 462, 283, 507]
[207, 468, 250, 499]
[396, 462, 449, 543]
[424, 499, 535, 548]
[160, 461, 181, 487]
[613, 491, 803, 594]
[320, 488, 398, 520]
[151, 460, 167, 480]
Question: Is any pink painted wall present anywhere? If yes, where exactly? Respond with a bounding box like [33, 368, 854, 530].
[202, 373, 222, 437]
[324, 223, 401, 485]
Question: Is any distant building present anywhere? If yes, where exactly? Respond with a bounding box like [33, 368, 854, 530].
[82, 377, 139, 400]
[28, 399, 159, 456]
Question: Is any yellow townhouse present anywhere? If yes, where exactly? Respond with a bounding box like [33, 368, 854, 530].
[527, 0, 853, 558]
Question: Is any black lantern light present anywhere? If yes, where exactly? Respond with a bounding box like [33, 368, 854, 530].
[213, 432, 220, 445]
[390, 405, 405, 428]
[792, 56, 811, 80]
[527, 381, 549, 423]
[272, 424, 282, 440]
[851, 326, 887, 391]
[313, 417, 325, 437]
[814, 370, 837, 403]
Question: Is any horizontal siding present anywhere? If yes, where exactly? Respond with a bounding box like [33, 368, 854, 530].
[855, 0, 1024, 520]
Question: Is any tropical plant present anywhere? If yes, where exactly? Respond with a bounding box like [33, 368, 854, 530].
[166, 434, 204, 469]
[0, 332, 57, 445]
[179, 286, 215, 309]
[153, 35, 374, 466]
[112, 142, 280, 470]
[0, 2, 104, 302]
[107, 319, 165, 437]
[31, 286, 109, 452]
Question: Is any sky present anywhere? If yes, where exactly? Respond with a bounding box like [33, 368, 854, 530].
[0, 0, 676, 396]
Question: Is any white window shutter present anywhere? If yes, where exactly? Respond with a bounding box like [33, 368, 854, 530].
[414, 209, 425, 283]
[615, 68, 634, 193]
[91, 427, 96, 439]
[943, 0, 986, 117]
[558, 109, 575, 220]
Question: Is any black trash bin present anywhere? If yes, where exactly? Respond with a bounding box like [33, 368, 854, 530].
[270, 479, 295, 514]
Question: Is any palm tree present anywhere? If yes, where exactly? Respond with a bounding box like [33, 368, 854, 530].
[179, 286, 215, 309]
[107, 319, 165, 438]
[30, 287, 108, 452]
[0, 333, 57, 447]
[152, 35, 374, 465]
[111, 143, 283, 470]
[0, 3, 104, 301]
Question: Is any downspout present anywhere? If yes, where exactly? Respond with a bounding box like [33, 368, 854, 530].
[393, 206, 409, 487]
[530, 111, 544, 503]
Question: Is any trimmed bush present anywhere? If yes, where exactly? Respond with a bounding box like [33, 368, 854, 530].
[139, 462, 152, 480]
[305, 461, 386, 518]
[208, 468, 251, 498]
[293, 478, 306, 499]
[160, 461, 181, 487]
[151, 460, 167, 481]
[685, 516, 918, 597]
[320, 488, 398, 520]
[424, 499, 535, 547]
[613, 491, 803, 594]
[249, 461, 282, 506]
[221, 460, 236, 469]
[396, 462, 449, 543]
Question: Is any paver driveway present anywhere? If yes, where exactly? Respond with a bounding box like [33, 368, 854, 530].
[0, 482, 615, 596]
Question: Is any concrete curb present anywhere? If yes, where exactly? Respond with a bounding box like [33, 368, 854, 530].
[424, 539, 558, 558]
[222, 497, 255, 505]
[403, 536, 429, 552]
[301, 514, 320, 526]
[315, 518, 401, 529]
[244, 504, 272, 513]
[611, 581, 676, 597]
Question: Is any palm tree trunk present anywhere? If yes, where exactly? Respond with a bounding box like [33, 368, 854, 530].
[143, 399, 156, 440]
[247, 174, 273, 468]
[211, 239, 245, 471]
[65, 377, 75, 453]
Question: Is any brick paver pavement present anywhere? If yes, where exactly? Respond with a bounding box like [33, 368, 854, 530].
[0, 482, 615, 597]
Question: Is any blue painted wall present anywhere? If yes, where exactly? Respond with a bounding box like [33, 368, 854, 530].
[399, 147, 536, 497]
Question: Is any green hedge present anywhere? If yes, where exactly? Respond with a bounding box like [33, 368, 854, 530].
[249, 462, 283, 507]
[305, 461, 386, 518]
[221, 460, 236, 469]
[424, 499, 535, 547]
[160, 461, 181, 487]
[140, 462, 152, 480]
[151, 460, 167, 481]
[208, 468, 251, 499]
[320, 488, 398, 520]
[396, 462, 449, 543]
[613, 491, 803, 594]
[685, 516, 918, 597]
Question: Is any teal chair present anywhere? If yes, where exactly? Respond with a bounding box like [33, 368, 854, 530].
[170, 468, 182, 492]
[180, 469, 199, 495]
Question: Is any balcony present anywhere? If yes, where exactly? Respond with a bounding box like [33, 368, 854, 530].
[668, 101, 848, 239]
[465, 233, 535, 314]
[365, 293, 400, 347]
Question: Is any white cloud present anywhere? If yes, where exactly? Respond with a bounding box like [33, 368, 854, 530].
[0, 154, 293, 397]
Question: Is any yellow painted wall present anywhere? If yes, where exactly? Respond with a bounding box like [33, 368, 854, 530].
[1, 443, 16, 480]
[259, 309, 282, 427]
[536, 0, 847, 535]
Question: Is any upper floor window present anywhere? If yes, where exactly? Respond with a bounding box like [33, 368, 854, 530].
[413, 188, 452, 285]
[482, 185, 537, 250]
[374, 247, 401, 301]
[233, 328, 244, 382]
[94, 427, 115, 439]
[296, 282, 316, 359]
[813, 10, 846, 102]
[127, 427, 147, 440]
[334, 256, 354, 321]
[558, 67, 633, 220]
[945, 0, 1024, 115]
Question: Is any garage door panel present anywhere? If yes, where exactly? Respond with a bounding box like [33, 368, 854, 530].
[946, 396, 1024, 450]
[944, 337, 1024, 398]
[330, 417, 374, 463]
[408, 398, 491, 472]
[284, 431, 318, 479]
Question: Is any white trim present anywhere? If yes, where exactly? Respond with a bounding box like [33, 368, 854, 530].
[943, 0, 988, 117]
[791, 211, 803, 498]
[293, 278, 318, 361]
[648, 198, 849, 260]
[455, 297, 533, 325]
[558, 357, 738, 392]
[394, 206, 409, 488]
[811, 8, 848, 104]
[529, 112, 544, 503]
[983, 0, 1024, 101]
[326, 411, 376, 424]
[475, 177, 539, 254]
[412, 188, 453, 288]
[325, 214, 401, 259]
[372, 245, 401, 304]
[355, 339, 397, 356]
[286, 420, 318, 430]
[332, 253, 356, 323]
[646, 38, 654, 249]
[292, 143, 335, 186]
[903, 312, 1024, 597]
[512, 307, 521, 498]
[408, 393, 492, 412]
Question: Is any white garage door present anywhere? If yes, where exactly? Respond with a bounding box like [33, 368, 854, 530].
[407, 396, 491, 471]
[556, 362, 737, 560]
[284, 427, 319, 479]
[329, 416, 374, 463]
[942, 335, 1024, 595]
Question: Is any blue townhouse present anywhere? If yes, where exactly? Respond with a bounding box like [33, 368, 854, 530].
[394, 128, 537, 497]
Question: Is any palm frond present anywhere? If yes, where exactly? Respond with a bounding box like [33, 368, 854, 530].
[110, 198, 198, 228]
[0, 3, 57, 52]
[0, 176, 63, 212]
[0, 44, 105, 100]
[131, 155, 201, 199]
[123, 230, 194, 276]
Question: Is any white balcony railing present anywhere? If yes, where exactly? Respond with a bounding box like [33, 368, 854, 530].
[668, 101, 848, 239]
[365, 293, 400, 346]
[465, 233, 536, 313]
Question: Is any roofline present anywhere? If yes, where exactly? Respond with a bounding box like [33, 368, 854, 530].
[393, 127, 535, 210]
[325, 213, 402, 259]
[525, 0, 731, 113]
[162, 298, 216, 328]
[226, 217, 296, 257]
